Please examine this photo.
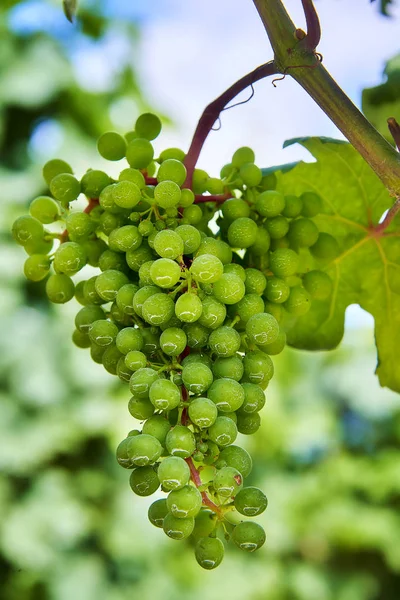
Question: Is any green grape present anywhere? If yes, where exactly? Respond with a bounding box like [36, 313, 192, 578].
[281, 194, 302, 218]
[208, 416, 237, 447]
[154, 180, 181, 209]
[95, 269, 129, 302]
[182, 204, 202, 225]
[24, 236, 53, 256]
[116, 284, 139, 315]
[264, 277, 290, 304]
[167, 485, 202, 518]
[232, 522, 266, 552]
[227, 217, 258, 249]
[117, 356, 133, 382]
[198, 296, 226, 329]
[217, 445, 252, 477]
[129, 466, 160, 496]
[192, 168, 209, 194]
[149, 379, 181, 411]
[148, 498, 169, 528]
[190, 254, 224, 283]
[133, 285, 160, 318]
[265, 216, 289, 239]
[237, 411, 261, 434]
[125, 350, 147, 371]
[248, 227, 271, 256]
[42, 158, 73, 185]
[212, 356, 244, 381]
[46, 274, 75, 303]
[159, 147, 186, 162]
[264, 301, 282, 322]
[116, 437, 135, 469]
[81, 170, 110, 198]
[223, 263, 246, 281]
[174, 225, 201, 255]
[128, 396, 155, 420]
[243, 350, 274, 386]
[53, 242, 86, 275]
[240, 162, 262, 187]
[102, 344, 123, 375]
[165, 425, 196, 458]
[232, 147, 255, 168]
[255, 190, 285, 217]
[196, 237, 232, 265]
[234, 487, 268, 516]
[179, 188, 195, 208]
[182, 362, 213, 394]
[158, 456, 190, 491]
[213, 466, 243, 498]
[50, 173, 81, 205]
[303, 270, 332, 300]
[29, 196, 59, 224]
[203, 440, 220, 465]
[288, 218, 319, 248]
[244, 268, 267, 295]
[269, 248, 299, 278]
[12, 215, 44, 246]
[135, 113, 162, 140]
[138, 261, 154, 285]
[207, 378, 245, 412]
[150, 258, 181, 288]
[72, 329, 91, 349]
[163, 513, 194, 540]
[301, 191, 322, 217]
[141, 328, 161, 356]
[245, 312, 279, 346]
[142, 415, 171, 444]
[284, 285, 311, 315]
[112, 180, 142, 209]
[192, 510, 217, 541]
[23, 254, 50, 282]
[75, 305, 105, 333]
[138, 220, 155, 237]
[258, 329, 286, 355]
[160, 327, 187, 356]
[97, 131, 126, 161]
[157, 159, 187, 186]
[213, 273, 245, 304]
[66, 212, 94, 241]
[175, 293, 203, 323]
[221, 198, 250, 222]
[129, 367, 159, 398]
[183, 323, 210, 348]
[239, 383, 265, 414]
[182, 352, 212, 369]
[234, 294, 264, 323]
[188, 397, 218, 428]
[310, 232, 340, 260]
[84, 239, 107, 268]
[142, 293, 175, 326]
[88, 319, 118, 347]
[126, 244, 155, 271]
[119, 167, 146, 188]
[208, 326, 241, 357]
[124, 433, 162, 467]
[126, 138, 154, 169]
[90, 343, 106, 364]
[195, 537, 224, 570]
[153, 229, 184, 260]
[206, 177, 224, 194]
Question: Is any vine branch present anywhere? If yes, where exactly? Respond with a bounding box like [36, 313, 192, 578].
[183, 61, 279, 187]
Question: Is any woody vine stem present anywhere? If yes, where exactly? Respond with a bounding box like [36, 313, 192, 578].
[183, 0, 400, 227]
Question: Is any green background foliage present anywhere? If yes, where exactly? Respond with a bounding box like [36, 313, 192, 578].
[1, 1, 400, 599]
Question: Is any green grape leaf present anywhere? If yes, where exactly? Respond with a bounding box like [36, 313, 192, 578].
[63, 0, 78, 23]
[274, 137, 400, 392]
[362, 54, 400, 144]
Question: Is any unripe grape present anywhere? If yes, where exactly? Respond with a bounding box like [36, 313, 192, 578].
[148, 498, 168, 528]
[129, 466, 160, 496]
[142, 415, 171, 444]
[135, 113, 162, 140]
[213, 466, 243, 498]
[167, 485, 202, 518]
[163, 513, 194, 540]
[42, 158, 73, 185]
[232, 521, 266, 552]
[97, 131, 126, 161]
[303, 270, 333, 300]
[165, 425, 196, 458]
[158, 456, 190, 491]
[149, 379, 181, 411]
[195, 537, 224, 570]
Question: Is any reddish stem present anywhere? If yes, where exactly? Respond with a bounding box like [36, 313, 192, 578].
[185, 457, 221, 515]
[373, 198, 400, 234]
[183, 61, 278, 188]
[194, 193, 231, 204]
[84, 197, 99, 214]
[144, 177, 157, 186]
[300, 0, 321, 50]
[388, 118, 400, 152]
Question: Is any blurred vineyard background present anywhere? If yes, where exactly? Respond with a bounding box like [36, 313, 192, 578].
[1, 1, 400, 599]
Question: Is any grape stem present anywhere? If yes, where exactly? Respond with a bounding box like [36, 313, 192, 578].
[183, 61, 279, 188]
[185, 456, 221, 515]
[194, 193, 231, 204]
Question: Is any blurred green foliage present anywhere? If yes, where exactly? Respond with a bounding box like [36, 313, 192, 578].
[1, 2, 400, 600]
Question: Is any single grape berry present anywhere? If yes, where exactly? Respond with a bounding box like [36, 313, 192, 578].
[232, 522, 266, 552]
[97, 132, 126, 161]
[234, 486, 268, 516]
[195, 538, 225, 570]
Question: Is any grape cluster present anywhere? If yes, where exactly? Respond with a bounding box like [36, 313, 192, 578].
[12, 112, 335, 569]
